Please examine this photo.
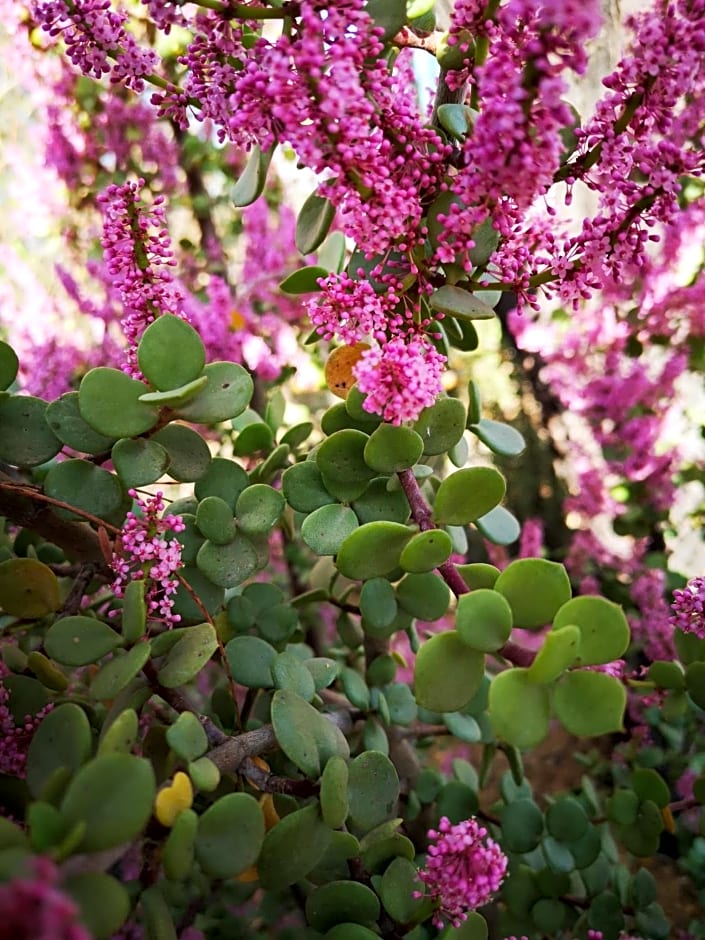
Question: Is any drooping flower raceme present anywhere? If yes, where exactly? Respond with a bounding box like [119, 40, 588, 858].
[670, 576, 705, 639]
[0, 855, 90, 940]
[415, 816, 508, 928]
[110, 490, 185, 629]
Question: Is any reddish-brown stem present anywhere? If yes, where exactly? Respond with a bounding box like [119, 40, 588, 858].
[396, 469, 536, 667]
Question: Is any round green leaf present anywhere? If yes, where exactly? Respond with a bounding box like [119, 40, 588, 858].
[64, 873, 129, 940]
[0, 341, 18, 390]
[296, 190, 336, 255]
[571, 826, 602, 869]
[433, 467, 506, 525]
[162, 808, 198, 881]
[494, 559, 572, 630]
[0, 558, 60, 617]
[647, 660, 685, 690]
[282, 461, 336, 512]
[44, 459, 125, 523]
[414, 632, 485, 713]
[0, 395, 61, 466]
[414, 397, 466, 456]
[363, 425, 424, 473]
[171, 566, 224, 623]
[157, 623, 218, 688]
[360, 578, 398, 630]
[631, 768, 670, 809]
[469, 419, 526, 457]
[501, 799, 544, 853]
[279, 264, 329, 294]
[196, 535, 259, 588]
[194, 456, 249, 509]
[552, 595, 630, 666]
[236, 483, 285, 535]
[686, 660, 705, 709]
[456, 589, 513, 652]
[365, 0, 407, 39]
[195, 792, 264, 878]
[46, 393, 116, 454]
[399, 528, 453, 573]
[79, 368, 159, 438]
[321, 756, 350, 829]
[336, 522, 414, 580]
[317, 430, 376, 488]
[526, 625, 581, 684]
[98, 708, 139, 756]
[352, 477, 410, 525]
[166, 711, 208, 762]
[271, 689, 350, 779]
[61, 753, 155, 852]
[489, 668, 550, 748]
[307, 880, 381, 932]
[111, 438, 169, 488]
[272, 651, 316, 701]
[175, 361, 253, 424]
[325, 926, 383, 940]
[188, 757, 220, 793]
[137, 314, 206, 391]
[429, 285, 495, 320]
[546, 798, 589, 843]
[45, 615, 123, 666]
[302, 505, 359, 556]
[196, 496, 237, 544]
[26, 703, 92, 798]
[457, 563, 501, 590]
[553, 671, 626, 737]
[348, 751, 399, 832]
[231, 144, 273, 207]
[606, 789, 639, 825]
[138, 375, 209, 407]
[396, 572, 450, 621]
[304, 657, 339, 691]
[474, 505, 521, 545]
[152, 424, 211, 482]
[90, 641, 151, 700]
[258, 803, 332, 889]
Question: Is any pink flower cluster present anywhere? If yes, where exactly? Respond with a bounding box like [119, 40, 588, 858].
[31, 0, 157, 91]
[98, 179, 185, 378]
[0, 856, 90, 940]
[0, 671, 52, 779]
[670, 576, 705, 640]
[415, 816, 508, 928]
[110, 490, 185, 629]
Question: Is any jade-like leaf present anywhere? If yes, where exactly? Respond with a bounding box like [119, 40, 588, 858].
[0, 558, 60, 618]
[414, 397, 466, 456]
[26, 703, 93, 798]
[44, 459, 125, 524]
[196, 496, 237, 545]
[174, 362, 253, 424]
[474, 505, 521, 545]
[79, 368, 159, 439]
[196, 535, 259, 588]
[437, 103, 474, 140]
[111, 438, 169, 489]
[317, 429, 377, 488]
[352, 478, 410, 525]
[157, 623, 218, 688]
[318, 230, 346, 274]
[360, 578, 397, 630]
[399, 528, 453, 573]
[231, 143, 274, 207]
[500, 798, 544, 853]
[138, 375, 208, 407]
[469, 418, 526, 457]
[456, 589, 513, 652]
[553, 670, 626, 737]
[61, 753, 155, 852]
[363, 424, 424, 473]
[271, 689, 350, 780]
[552, 595, 630, 666]
[347, 751, 400, 832]
[320, 756, 349, 829]
[0, 340, 18, 390]
[302, 504, 359, 556]
[272, 651, 316, 701]
[526, 625, 580, 684]
[235, 484, 285, 535]
[46, 392, 116, 455]
[457, 563, 501, 590]
[336, 522, 415, 580]
[45, 615, 123, 666]
[429, 286, 496, 320]
[365, 0, 407, 40]
[258, 803, 332, 890]
[195, 792, 264, 878]
[194, 456, 249, 509]
[152, 424, 211, 483]
[488, 668, 550, 749]
[282, 461, 336, 513]
[166, 711, 208, 762]
[306, 880, 381, 932]
[296, 189, 336, 254]
[494, 559, 571, 630]
[63, 873, 130, 940]
[414, 632, 485, 713]
[396, 572, 450, 622]
[137, 315, 206, 391]
[226, 635, 276, 688]
[90, 642, 151, 700]
[171, 566, 224, 624]
[0, 395, 62, 467]
[279, 265, 329, 294]
[433, 467, 506, 526]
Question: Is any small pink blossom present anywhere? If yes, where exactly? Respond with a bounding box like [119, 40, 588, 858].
[670, 576, 705, 640]
[353, 337, 445, 425]
[0, 855, 90, 940]
[0, 671, 52, 779]
[415, 816, 508, 929]
[111, 490, 185, 628]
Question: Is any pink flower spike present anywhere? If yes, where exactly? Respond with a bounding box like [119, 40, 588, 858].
[416, 816, 508, 929]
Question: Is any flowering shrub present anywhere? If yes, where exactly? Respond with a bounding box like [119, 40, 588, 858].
[0, 1, 703, 939]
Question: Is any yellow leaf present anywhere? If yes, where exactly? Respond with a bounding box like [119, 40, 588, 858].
[155, 771, 194, 827]
[324, 343, 369, 400]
